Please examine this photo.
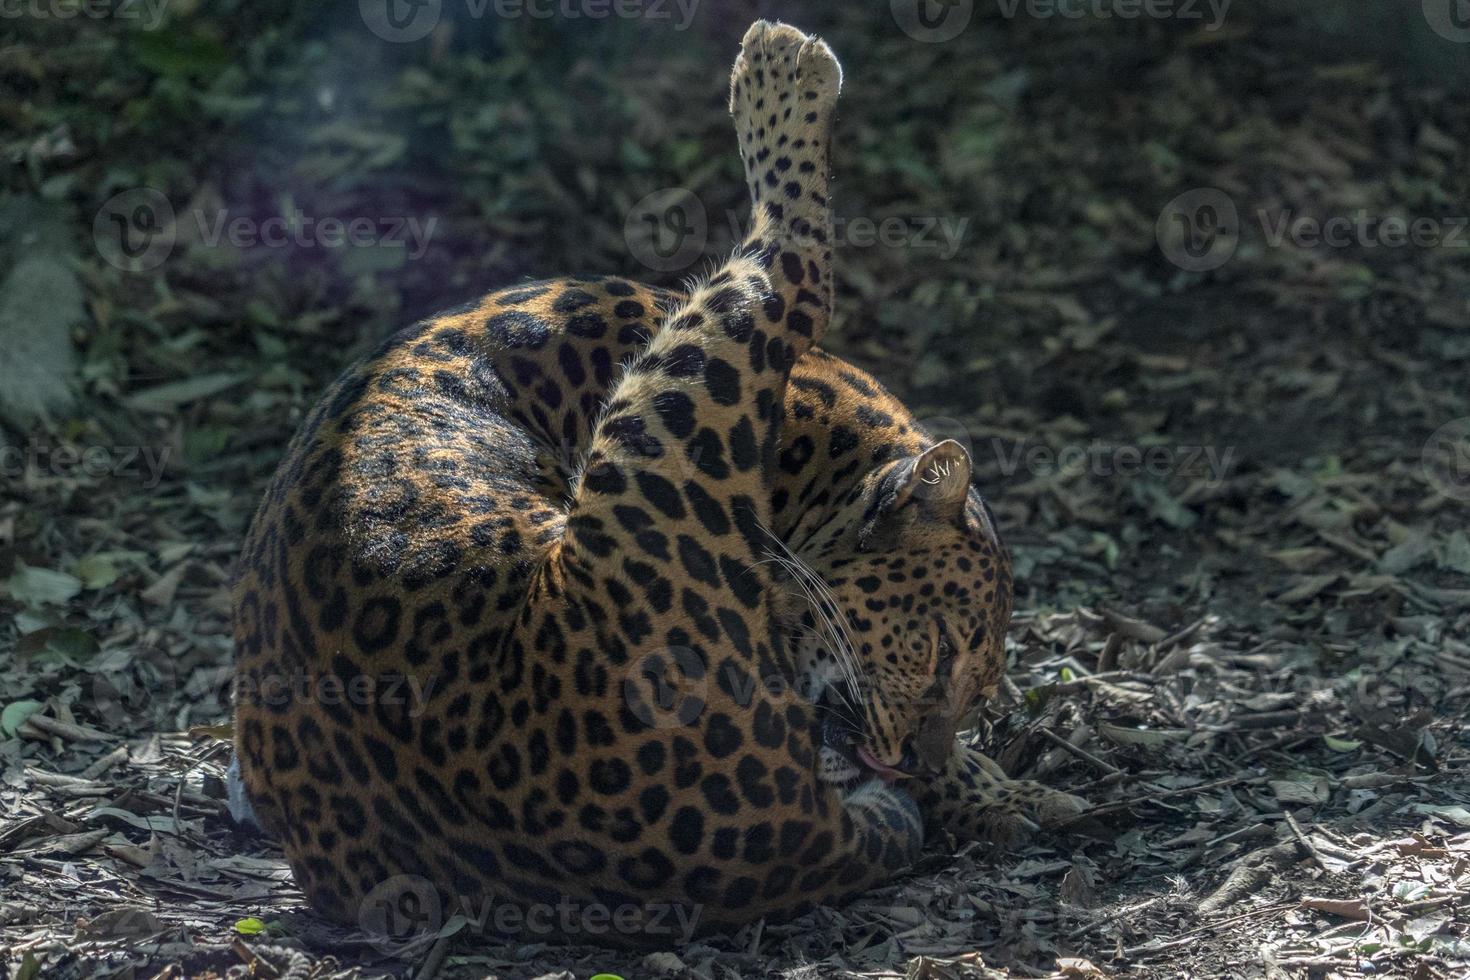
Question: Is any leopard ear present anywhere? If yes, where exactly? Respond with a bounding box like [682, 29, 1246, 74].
[894, 440, 972, 521]
[858, 440, 973, 550]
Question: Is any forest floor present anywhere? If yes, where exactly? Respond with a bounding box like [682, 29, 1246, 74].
[2, 2, 1468, 978]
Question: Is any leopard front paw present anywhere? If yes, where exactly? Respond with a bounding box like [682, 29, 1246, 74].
[730, 20, 842, 123]
[946, 781, 1090, 848]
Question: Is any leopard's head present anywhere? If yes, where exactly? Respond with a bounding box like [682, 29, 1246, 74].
[778, 440, 1013, 786]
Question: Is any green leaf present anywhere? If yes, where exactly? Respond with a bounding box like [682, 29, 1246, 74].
[6, 563, 82, 606]
[197, 92, 268, 119]
[1442, 531, 1470, 575]
[1411, 804, 1470, 828]
[668, 139, 703, 172]
[131, 31, 231, 79]
[1, 700, 44, 737]
[245, 300, 281, 329]
[18, 627, 99, 661]
[189, 723, 234, 742]
[1134, 481, 1197, 530]
[1269, 770, 1332, 805]
[1379, 535, 1432, 575]
[339, 243, 409, 277]
[1088, 532, 1121, 570]
[184, 424, 235, 466]
[234, 917, 268, 936]
[619, 138, 653, 170]
[74, 555, 120, 590]
[0, 198, 81, 424]
[1392, 880, 1433, 901]
[16, 952, 40, 980]
[1023, 684, 1057, 716]
[1322, 735, 1362, 753]
[124, 373, 244, 413]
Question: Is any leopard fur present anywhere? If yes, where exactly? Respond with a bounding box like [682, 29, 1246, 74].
[231, 21, 1084, 942]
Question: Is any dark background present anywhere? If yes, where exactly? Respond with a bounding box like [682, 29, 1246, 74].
[1, 1, 1468, 977]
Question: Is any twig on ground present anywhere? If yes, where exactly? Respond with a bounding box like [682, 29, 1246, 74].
[1121, 901, 1296, 958]
[1300, 896, 1370, 921]
[1198, 841, 1304, 915]
[1087, 774, 1255, 819]
[1281, 811, 1319, 866]
[416, 933, 452, 980]
[1098, 608, 1167, 644]
[1156, 616, 1207, 652]
[80, 746, 129, 780]
[1036, 726, 1121, 776]
[18, 715, 114, 744]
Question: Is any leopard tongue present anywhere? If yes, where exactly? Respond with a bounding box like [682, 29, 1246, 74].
[856, 746, 906, 785]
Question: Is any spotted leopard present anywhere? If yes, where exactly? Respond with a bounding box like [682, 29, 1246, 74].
[230, 21, 1085, 941]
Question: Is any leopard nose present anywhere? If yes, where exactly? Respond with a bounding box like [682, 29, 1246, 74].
[897, 742, 919, 773]
[898, 739, 942, 777]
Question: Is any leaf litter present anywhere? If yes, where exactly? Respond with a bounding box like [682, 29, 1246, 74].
[1, 3, 1467, 978]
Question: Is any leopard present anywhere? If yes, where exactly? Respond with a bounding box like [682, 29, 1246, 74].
[229, 20, 1086, 943]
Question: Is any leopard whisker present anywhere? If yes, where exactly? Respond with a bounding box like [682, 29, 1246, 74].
[755, 556, 851, 682]
[753, 523, 867, 712]
[765, 540, 864, 698]
[754, 553, 852, 682]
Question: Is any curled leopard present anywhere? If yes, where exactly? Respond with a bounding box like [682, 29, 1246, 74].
[230, 21, 1086, 942]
